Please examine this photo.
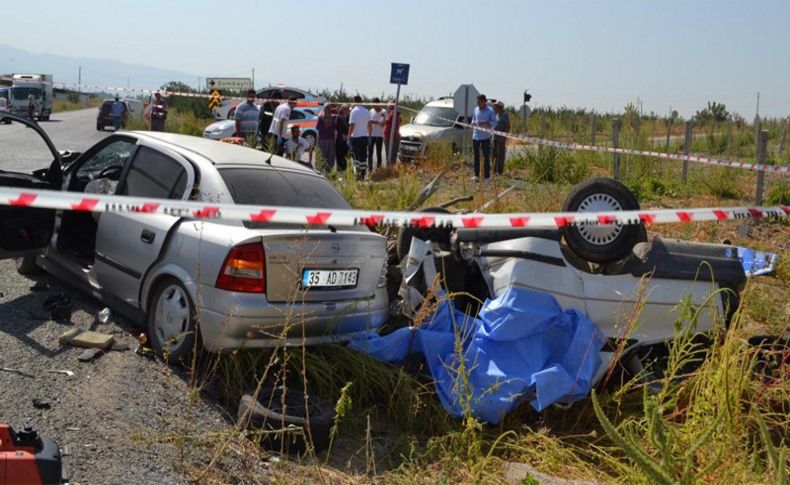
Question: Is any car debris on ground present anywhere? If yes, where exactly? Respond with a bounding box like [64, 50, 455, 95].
[58, 328, 115, 350]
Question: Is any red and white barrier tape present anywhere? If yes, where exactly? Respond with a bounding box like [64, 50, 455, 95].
[1, 188, 787, 229]
[51, 81, 787, 174]
[404, 107, 790, 175]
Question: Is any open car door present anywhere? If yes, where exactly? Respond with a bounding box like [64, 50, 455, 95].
[0, 112, 62, 259]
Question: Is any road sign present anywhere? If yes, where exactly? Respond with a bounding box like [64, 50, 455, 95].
[390, 63, 410, 85]
[208, 90, 221, 109]
[206, 77, 252, 91]
[453, 84, 479, 118]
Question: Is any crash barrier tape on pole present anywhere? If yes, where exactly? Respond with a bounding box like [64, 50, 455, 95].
[395, 106, 790, 176]
[48, 81, 787, 174]
[1, 187, 787, 229]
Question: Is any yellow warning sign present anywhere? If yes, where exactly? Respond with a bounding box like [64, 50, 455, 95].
[208, 90, 221, 109]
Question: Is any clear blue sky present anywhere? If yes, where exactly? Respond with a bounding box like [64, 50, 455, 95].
[4, 0, 790, 117]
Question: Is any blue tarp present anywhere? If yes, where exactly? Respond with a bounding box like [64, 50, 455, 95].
[348, 287, 605, 424]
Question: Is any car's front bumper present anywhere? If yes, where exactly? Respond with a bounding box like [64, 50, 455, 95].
[196, 286, 389, 351]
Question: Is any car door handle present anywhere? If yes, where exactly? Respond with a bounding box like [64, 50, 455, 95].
[140, 229, 155, 244]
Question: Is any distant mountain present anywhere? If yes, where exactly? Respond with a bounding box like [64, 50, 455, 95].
[0, 44, 200, 92]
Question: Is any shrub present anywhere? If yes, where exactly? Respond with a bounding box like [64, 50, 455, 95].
[524, 146, 589, 184]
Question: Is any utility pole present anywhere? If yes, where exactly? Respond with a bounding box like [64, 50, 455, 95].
[78, 66, 82, 93]
[252, 68, 255, 89]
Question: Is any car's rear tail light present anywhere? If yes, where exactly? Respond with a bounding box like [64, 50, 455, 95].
[216, 242, 266, 293]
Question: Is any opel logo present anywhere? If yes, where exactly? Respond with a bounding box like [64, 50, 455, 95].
[331, 242, 341, 254]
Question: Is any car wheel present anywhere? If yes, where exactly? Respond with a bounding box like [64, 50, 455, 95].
[237, 386, 335, 455]
[561, 177, 644, 264]
[147, 277, 196, 364]
[227, 107, 236, 120]
[396, 207, 452, 262]
[303, 131, 317, 148]
[96, 123, 103, 131]
[15, 255, 42, 275]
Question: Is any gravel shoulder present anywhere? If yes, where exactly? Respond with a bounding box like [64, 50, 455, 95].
[0, 259, 244, 484]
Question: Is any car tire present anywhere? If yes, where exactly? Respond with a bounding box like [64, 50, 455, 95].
[237, 386, 335, 455]
[147, 277, 197, 364]
[303, 131, 317, 148]
[396, 207, 452, 262]
[96, 123, 103, 131]
[15, 255, 42, 275]
[227, 107, 236, 120]
[561, 177, 644, 264]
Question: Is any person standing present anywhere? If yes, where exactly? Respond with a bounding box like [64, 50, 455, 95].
[348, 95, 370, 179]
[367, 98, 385, 170]
[110, 96, 125, 131]
[234, 89, 260, 144]
[284, 125, 313, 165]
[258, 92, 280, 149]
[316, 103, 337, 171]
[384, 102, 401, 164]
[492, 100, 510, 176]
[27, 93, 37, 120]
[335, 105, 350, 172]
[470, 94, 496, 181]
[268, 96, 296, 155]
[149, 92, 168, 131]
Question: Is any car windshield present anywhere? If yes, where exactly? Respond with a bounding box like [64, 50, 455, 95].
[413, 106, 458, 127]
[10, 87, 41, 100]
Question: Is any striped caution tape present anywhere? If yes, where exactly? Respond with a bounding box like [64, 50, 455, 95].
[1, 187, 787, 229]
[52, 81, 787, 174]
[402, 107, 790, 175]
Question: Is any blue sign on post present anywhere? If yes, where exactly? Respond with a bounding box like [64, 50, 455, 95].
[390, 63, 410, 85]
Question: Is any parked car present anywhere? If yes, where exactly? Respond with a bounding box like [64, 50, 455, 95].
[213, 87, 324, 120]
[203, 106, 318, 146]
[0, 113, 389, 363]
[398, 97, 469, 161]
[0, 98, 10, 124]
[123, 98, 144, 120]
[96, 99, 128, 131]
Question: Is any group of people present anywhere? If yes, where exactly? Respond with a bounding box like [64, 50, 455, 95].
[234, 90, 402, 176]
[315, 95, 401, 177]
[108, 91, 168, 132]
[471, 94, 510, 181]
[232, 88, 510, 181]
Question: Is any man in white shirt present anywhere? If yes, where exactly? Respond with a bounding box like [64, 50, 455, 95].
[367, 97, 386, 171]
[347, 95, 370, 179]
[268, 96, 296, 155]
[284, 125, 313, 166]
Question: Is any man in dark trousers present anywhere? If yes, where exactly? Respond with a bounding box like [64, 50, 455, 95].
[149, 92, 168, 131]
[348, 95, 370, 179]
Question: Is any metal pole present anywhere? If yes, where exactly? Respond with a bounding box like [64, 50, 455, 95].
[726, 121, 733, 155]
[387, 83, 401, 164]
[779, 119, 787, 157]
[683, 120, 693, 183]
[611, 118, 621, 180]
[665, 116, 673, 152]
[590, 113, 596, 146]
[78, 66, 81, 93]
[462, 85, 469, 166]
[754, 130, 769, 205]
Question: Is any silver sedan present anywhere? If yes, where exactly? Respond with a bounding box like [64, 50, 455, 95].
[0, 113, 389, 363]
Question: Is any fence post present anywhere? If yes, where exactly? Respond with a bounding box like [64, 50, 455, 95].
[726, 121, 733, 155]
[590, 114, 596, 146]
[665, 117, 673, 152]
[612, 118, 621, 180]
[682, 120, 693, 183]
[754, 130, 769, 206]
[539, 112, 547, 137]
[779, 119, 787, 157]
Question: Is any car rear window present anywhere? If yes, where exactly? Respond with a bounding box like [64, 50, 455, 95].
[219, 168, 351, 210]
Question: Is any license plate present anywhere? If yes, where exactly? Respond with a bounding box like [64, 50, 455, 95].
[302, 269, 358, 288]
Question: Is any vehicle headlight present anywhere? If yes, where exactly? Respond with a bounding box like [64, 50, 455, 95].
[378, 262, 388, 288]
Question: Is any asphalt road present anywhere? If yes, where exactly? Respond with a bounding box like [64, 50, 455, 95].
[0, 108, 110, 173]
